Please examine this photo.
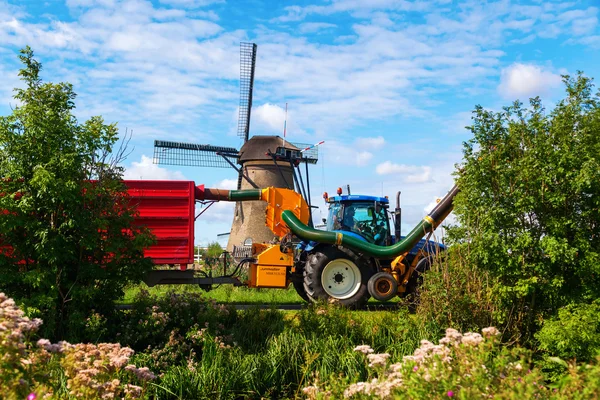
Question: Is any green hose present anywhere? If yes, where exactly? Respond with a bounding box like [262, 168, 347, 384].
[229, 189, 262, 201]
[281, 184, 459, 259]
[282, 211, 433, 259]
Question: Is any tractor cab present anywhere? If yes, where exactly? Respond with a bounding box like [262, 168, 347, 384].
[324, 194, 391, 245]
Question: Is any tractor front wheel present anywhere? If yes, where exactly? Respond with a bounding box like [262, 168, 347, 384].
[303, 246, 371, 308]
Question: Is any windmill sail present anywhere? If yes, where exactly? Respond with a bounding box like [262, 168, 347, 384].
[153, 140, 238, 168]
[238, 42, 257, 142]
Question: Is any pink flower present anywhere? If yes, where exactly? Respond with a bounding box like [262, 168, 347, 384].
[413, 366, 418, 372]
[447, 390, 454, 397]
[27, 393, 36, 400]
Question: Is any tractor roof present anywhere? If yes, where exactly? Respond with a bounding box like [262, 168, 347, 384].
[329, 195, 389, 204]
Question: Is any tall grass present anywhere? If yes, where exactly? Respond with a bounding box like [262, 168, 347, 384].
[114, 291, 441, 399]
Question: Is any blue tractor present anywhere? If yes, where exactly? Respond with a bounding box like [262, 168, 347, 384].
[292, 187, 447, 308]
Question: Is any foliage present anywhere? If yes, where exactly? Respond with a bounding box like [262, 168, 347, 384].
[5, 289, 600, 399]
[0, 292, 154, 400]
[416, 247, 500, 335]
[447, 73, 600, 340]
[197, 242, 224, 261]
[307, 327, 600, 400]
[114, 289, 235, 352]
[536, 300, 600, 362]
[0, 47, 154, 341]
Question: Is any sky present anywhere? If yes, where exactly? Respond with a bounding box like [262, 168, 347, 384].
[0, 0, 599, 246]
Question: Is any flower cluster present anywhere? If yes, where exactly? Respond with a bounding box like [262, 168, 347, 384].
[0, 293, 155, 399]
[0, 292, 47, 395]
[303, 326, 531, 399]
[61, 342, 155, 398]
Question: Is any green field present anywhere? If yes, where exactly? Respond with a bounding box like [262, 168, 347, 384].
[121, 282, 403, 306]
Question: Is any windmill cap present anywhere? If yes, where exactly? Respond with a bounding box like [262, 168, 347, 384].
[238, 135, 301, 163]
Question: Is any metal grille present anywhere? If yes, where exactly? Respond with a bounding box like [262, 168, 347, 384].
[232, 244, 252, 260]
[238, 43, 257, 142]
[290, 142, 319, 164]
[153, 140, 239, 168]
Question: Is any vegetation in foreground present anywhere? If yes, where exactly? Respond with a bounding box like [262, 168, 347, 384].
[2, 290, 600, 399]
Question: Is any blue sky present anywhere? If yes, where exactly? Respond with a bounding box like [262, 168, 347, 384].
[1, 0, 599, 246]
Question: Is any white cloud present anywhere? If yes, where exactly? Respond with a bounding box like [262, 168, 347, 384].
[158, 0, 224, 7]
[216, 178, 237, 190]
[355, 136, 385, 149]
[299, 22, 336, 34]
[324, 141, 374, 167]
[356, 151, 373, 166]
[124, 155, 187, 180]
[375, 161, 432, 183]
[253, 103, 286, 132]
[498, 63, 562, 99]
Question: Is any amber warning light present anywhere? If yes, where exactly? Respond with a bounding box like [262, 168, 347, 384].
[337, 187, 343, 195]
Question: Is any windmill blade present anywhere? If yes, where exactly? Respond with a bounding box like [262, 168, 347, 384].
[153, 140, 239, 168]
[238, 42, 257, 142]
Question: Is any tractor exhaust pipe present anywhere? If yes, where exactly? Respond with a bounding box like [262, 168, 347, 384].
[394, 191, 401, 242]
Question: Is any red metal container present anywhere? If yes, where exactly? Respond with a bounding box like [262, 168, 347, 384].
[125, 180, 195, 266]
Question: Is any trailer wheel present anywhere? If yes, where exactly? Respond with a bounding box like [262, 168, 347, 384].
[303, 246, 371, 308]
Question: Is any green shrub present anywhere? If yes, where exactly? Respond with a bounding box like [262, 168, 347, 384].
[0, 47, 154, 342]
[448, 73, 600, 341]
[536, 301, 600, 362]
[417, 247, 501, 335]
[115, 289, 236, 352]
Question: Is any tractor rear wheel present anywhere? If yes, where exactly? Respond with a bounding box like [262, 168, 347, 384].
[292, 276, 311, 302]
[303, 246, 371, 308]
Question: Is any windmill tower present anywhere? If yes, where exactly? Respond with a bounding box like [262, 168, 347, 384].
[152, 43, 319, 252]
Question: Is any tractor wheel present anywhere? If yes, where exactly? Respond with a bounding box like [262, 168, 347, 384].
[292, 275, 311, 302]
[303, 246, 371, 308]
[368, 272, 398, 302]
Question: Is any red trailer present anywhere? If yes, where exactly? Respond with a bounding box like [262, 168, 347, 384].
[125, 180, 196, 267]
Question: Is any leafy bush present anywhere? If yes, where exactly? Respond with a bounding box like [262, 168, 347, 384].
[115, 289, 236, 352]
[417, 247, 500, 335]
[536, 300, 600, 362]
[447, 73, 600, 340]
[0, 47, 154, 341]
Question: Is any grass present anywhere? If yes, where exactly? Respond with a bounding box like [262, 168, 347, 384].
[121, 283, 305, 304]
[133, 303, 438, 399]
[121, 282, 404, 306]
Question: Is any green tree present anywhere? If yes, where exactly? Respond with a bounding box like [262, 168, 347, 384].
[0, 47, 154, 340]
[448, 73, 600, 340]
[206, 242, 223, 258]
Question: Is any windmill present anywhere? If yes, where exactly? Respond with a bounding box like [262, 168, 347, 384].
[153, 43, 320, 253]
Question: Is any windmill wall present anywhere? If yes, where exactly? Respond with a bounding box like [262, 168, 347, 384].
[226, 160, 294, 253]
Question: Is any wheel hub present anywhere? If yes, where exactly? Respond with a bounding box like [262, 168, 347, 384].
[321, 258, 362, 299]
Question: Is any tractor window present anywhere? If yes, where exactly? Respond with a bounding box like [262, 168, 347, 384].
[326, 202, 343, 231]
[327, 201, 389, 244]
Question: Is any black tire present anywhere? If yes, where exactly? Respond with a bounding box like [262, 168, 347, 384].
[303, 246, 372, 308]
[292, 276, 311, 302]
[368, 272, 398, 302]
